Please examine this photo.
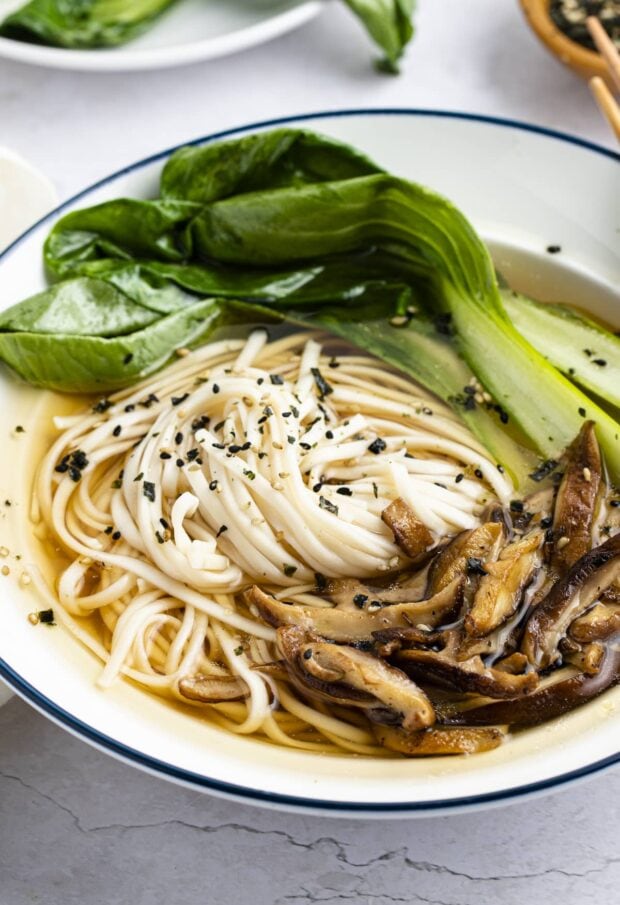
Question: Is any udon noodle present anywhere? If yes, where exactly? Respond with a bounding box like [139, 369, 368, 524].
[33, 330, 513, 754]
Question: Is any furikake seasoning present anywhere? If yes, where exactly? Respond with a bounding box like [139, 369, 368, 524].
[550, 1, 619, 52]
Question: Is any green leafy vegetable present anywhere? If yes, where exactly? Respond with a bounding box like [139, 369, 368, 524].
[341, 0, 415, 71]
[0, 0, 178, 48]
[502, 289, 620, 411]
[0, 294, 225, 392]
[1, 127, 618, 486]
[0, 0, 416, 69]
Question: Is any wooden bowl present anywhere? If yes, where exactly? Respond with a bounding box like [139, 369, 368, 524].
[519, 0, 614, 86]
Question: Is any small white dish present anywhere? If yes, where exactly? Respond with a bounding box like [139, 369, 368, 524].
[0, 110, 618, 815]
[0, 0, 322, 72]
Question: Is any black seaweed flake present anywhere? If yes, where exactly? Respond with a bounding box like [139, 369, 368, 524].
[314, 572, 327, 591]
[216, 525, 228, 538]
[192, 415, 210, 432]
[160, 452, 172, 460]
[310, 367, 333, 400]
[455, 473, 464, 484]
[336, 487, 352, 496]
[529, 459, 559, 483]
[175, 432, 184, 445]
[578, 407, 587, 418]
[353, 594, 368, 608]
[466, 557, 488, 576]
[140, 393, 159, 409]
[243, 469, 256, 481]
[319, 496, 339, 515]
[372, 482, 379, 499]
[112, 425, 122, 437]
[367, 438, 386, 455]
[270, 374, 284, 385]
[171, 393, 189, 407]
[283, 564, 297, 577]
[143, 481, 156, 502]
[155, 531, 165, 545]
[212, 383, 220, 394]
[287, 436, 295, 445]
[434, 313, 454, 336]
[38, 609, 55, 625]
[546, 244, 561, 254]
[186, 448, 200, 461]
[92, 399, 112, 414]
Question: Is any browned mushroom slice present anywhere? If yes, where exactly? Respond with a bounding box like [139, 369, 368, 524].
[373, 724, 504, 756]
[569, 602, 620, 643]
[493, 652, 530, 675]
[277, 626, 435, 732]
[464, 529, 544, 638]
[522, 532, 620, 668]
[373, 625, 451, 657]
[247, 578, 463, 643]
[561, 641, 605, 676]
[323, 568, 428, 608]
[381, 498, 434, 562]
[440, 645, 620, 727]
[392, 647, 538, 699]
[550, 421, 602, 575]
[179, 675, 248, 703]
[427, 522, 504, 595]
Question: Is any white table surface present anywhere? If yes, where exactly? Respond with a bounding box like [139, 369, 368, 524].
[0, 2, 618, 903]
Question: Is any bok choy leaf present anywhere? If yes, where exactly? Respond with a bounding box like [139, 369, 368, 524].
[0, 0, 178, 48]
[501, 289, 620, 411]
[1, 127, 618, 485]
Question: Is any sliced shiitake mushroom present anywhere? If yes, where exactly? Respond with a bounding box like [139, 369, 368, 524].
[439, 645, 620, 727]
[323, 567, 428, 608]
[178, 674, 249, 703]
[247, 578, 464, 644]
[427, 521, 504, 595]
[549, 421, 602, 575]
[277, 625, 435, 732]
[522, 532, 620, 668]
[391, 647, 538, 699]
[569, 602, 620, 643]
[381, 498, 434, 563]
[560, 640, 606, 676]
[464, 529, 544, 637]
[373, 724, 504, 756]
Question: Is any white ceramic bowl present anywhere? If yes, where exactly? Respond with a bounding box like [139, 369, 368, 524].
[0, 0, 322, 72]
[0, 110, 618, 816]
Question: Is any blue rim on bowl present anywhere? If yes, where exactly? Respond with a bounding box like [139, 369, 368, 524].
[1, 109, 618, 815]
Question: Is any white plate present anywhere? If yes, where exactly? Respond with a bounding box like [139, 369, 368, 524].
[0, 111, 618, 816]
[0, 0, 322, 72]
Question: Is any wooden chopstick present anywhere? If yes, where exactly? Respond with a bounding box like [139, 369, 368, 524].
[586, 16, 620, 92]
[586, 16, 620, 142]
[590, 76, 620, 141]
